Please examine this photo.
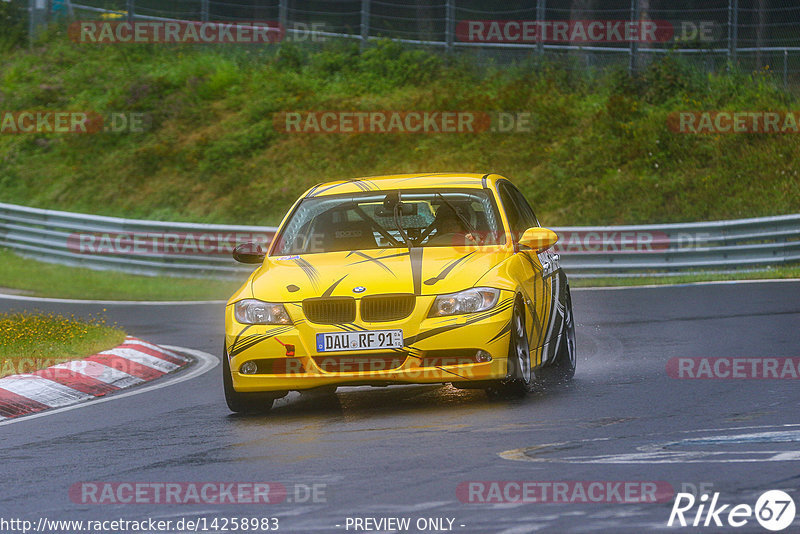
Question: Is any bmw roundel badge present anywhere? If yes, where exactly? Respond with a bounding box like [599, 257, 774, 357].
[353, 286, 366, 293]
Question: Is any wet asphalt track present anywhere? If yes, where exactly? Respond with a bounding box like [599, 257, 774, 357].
[1, 280, 799, 533]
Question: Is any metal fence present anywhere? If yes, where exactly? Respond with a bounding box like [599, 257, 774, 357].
[15, 0, 799, 82]
[1, 201, 797, 279]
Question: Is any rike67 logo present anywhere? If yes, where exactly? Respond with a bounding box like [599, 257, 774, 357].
[668, 490, 796, 531]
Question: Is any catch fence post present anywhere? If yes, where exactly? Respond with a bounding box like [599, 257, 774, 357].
[360, 0, 370, 51]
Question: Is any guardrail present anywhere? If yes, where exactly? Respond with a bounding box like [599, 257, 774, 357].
[1, 202, 798, 279]
[553, 215, 800, 278]
[0, 202, 274, 277]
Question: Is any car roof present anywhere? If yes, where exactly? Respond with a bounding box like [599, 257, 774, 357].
[305, 173, 504, 198]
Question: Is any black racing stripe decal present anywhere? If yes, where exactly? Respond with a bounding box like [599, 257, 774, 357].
[322, 275, 348, 297]
[230, 337, 263, 357]
[400, 346, 424, 361]
[436, 367, 467, 379]
[351, 179, 370, 191]
[230, 326, 294, 356]
[362, 179, 380, 190]
[467, 255, 516, 294]
[464, 299, 515, 325]
[488, 320, 513, 343]
[410, 247, 423, 295]
[293, 257, 320, 289]
[403, 298, 514, 347]
[309, 179, 371, 197]
[333, 323, 370, 333]
[346, 251, 396, 277]
[515, 253, 542, 339]
[520, 251, 542, 274]
[307, 182, 344, 197]
[481, 173, 489, 188]
[424, 252, 475, 286]
[306, 183, 321, 197]
[229, 325, 253, 354]
[542, 273, 560, 349]
[230, 334, 272, 356]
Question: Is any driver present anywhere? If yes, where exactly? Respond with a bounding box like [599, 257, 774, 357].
[426, 203, 476, 246]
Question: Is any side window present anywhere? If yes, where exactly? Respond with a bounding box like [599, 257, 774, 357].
[497, 184, 523, 236]
[499, 181, 539, 241]
[509, 185, 539, 228]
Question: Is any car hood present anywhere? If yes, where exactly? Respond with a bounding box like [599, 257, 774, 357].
[249, 247, 511, 301]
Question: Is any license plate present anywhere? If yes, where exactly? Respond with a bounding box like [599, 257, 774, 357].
[316, 330, 403, 352]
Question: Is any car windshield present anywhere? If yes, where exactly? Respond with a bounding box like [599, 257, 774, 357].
[272, 189, 505, 255]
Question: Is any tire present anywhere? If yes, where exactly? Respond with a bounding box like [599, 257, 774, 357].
[485, 300, 532, 399]
[537, 286, 576, 384]
[222, 349, 276, 414]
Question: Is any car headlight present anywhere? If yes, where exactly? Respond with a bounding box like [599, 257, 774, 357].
[428, 288, 500, 317]
[234, 299, 292, 325]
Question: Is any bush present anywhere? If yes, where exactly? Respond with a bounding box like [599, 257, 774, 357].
[0, 0, 26, 51]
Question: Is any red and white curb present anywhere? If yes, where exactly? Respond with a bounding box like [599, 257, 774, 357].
[0, 336, 191, 420]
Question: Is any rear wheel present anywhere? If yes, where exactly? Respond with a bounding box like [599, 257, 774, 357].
[537, 286, 576, 384]
[485, 301, 532, 399]
[222, 349, 277, 414]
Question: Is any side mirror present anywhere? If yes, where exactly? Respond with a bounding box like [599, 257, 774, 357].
[233, 243, 266, 264]
[517, 227, 558, 252]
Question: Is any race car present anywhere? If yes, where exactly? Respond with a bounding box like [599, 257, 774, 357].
[223, 173, 576, 412]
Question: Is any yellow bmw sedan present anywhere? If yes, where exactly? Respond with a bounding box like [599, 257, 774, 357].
[223, 173, 576, 412]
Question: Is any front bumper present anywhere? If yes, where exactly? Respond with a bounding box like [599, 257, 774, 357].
[225, 292, 515, 392]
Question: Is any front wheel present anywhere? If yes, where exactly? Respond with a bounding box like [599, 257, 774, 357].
[485, 301, 532, 399]
[223, 349, 277, 414]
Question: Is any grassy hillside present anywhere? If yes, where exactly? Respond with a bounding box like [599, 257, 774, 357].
[1, 26, 798, 227]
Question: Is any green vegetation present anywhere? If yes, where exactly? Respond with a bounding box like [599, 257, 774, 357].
[0, 310, 126, 378]
[0, 249, 243, 300]
[0, 28, 798, 228]
[0, 1, 26, 52]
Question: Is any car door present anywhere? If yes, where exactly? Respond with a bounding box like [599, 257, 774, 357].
[504, 183, 564, 366]
[496, 182, 548, 364]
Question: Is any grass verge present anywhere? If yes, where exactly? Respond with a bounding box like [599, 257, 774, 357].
[0, 249, 244, 300]
[0, 311, 126, 378]
[570, 265, 800, 288]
